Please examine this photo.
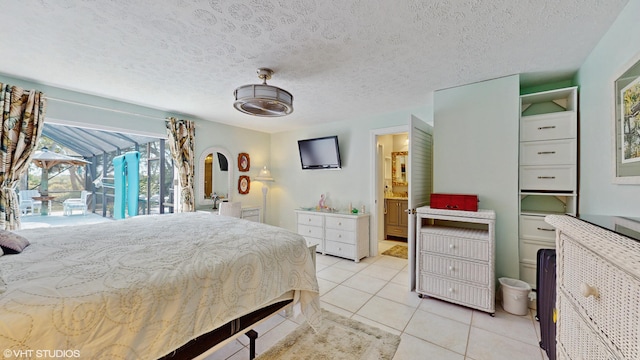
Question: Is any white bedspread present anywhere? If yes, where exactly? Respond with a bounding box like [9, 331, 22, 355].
[0, 212, 321, 359]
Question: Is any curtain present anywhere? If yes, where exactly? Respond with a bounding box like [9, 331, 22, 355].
[166, 117, 195, 212]
[0, 84, 46, 230]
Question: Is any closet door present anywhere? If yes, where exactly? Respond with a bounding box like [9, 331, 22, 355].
[408, 115, 433, 291]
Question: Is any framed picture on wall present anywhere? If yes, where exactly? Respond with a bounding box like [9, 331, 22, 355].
[613, 51, 640, 184]
[238, 175, 250, 194]
[238, 153, 250, 172]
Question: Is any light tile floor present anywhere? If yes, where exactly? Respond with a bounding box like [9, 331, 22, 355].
[205, 240, 548, 360]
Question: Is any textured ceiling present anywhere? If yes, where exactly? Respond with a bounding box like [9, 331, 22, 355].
[0, 0, 630, 133]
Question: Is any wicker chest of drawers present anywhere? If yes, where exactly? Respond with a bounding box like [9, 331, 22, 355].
[416, 206, 496, 314]
[546, 215, 640, 360]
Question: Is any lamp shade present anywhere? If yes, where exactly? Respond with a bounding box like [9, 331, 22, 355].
[255, 166, 274, 182]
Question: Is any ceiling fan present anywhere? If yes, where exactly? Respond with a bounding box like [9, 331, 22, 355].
[233, 68, 294, 117]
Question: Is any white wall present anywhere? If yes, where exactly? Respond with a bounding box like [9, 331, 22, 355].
[0, 74, 271, 210]
[575, 0, 640, 216]
[433, 75, 520, 279]
[192, 120, 269, 208]
[269, 105, 431, 231]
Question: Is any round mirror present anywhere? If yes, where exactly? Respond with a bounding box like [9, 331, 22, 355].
[199, 147, 233, 208]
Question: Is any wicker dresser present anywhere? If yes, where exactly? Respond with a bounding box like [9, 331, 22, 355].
[416, 206, 496, 315]
[545, 215, 640, 360]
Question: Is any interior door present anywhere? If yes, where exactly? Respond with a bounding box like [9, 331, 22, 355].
[407, 115, 433, 290]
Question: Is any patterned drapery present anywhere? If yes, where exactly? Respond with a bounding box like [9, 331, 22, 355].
[166, 117, 195, 212]
[0, 84, 46, 230]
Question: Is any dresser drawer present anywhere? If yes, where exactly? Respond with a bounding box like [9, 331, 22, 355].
[303, 236, 323, 252]
[242, 208, 260, 217]
[520, 165, 576, 192]
[420, 253, 489, 285]
[418, 274, 492, 310]
[325, 228, 356, 244]
[297, 213, 323, 227]
[519, 238, 555, 266]
[297, 224, 323, 239]
[386, 225, 408, 238]
[242, 208, 260, 222]
[558, 295, 618, 360]
[519, 262, 537, 289]
[520, 139, 576, 166]
[325, 240, 355, 259]
[420, 232, 489, 262]
[520, 215, 556, 241]
[520, 111, 576, 141]
[560, 234, 640, 360]
[325, 216, 357, 231]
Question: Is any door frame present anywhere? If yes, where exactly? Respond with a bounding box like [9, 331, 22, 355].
[369, 125, 409, 257]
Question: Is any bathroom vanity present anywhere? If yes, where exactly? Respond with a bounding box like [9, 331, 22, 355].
[385, 198, 408, 239]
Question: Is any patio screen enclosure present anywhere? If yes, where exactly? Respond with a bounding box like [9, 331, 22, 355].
[23, 123, 175, 217]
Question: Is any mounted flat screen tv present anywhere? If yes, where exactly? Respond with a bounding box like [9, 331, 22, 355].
[298, 135, 342, 170]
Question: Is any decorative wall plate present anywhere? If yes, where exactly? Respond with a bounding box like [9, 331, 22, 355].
[238, 175, 250, 194]
[238, 153, 250, 172]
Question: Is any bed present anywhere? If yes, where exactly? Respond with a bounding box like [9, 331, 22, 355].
[0, 212, 321, 359]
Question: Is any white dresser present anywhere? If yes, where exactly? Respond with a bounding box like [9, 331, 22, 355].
[295, 209, 370, 262]
[197, 205, 261, 222]
[240, 206, 261, 222]
[546, 215, 640, 360]
[416, 206, 496, 315]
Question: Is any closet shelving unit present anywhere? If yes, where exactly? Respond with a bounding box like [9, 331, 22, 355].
[518, 86, 579, 289]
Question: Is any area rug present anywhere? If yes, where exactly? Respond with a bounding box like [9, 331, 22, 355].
[256, 309, 401, 360]
[381, 244, 408, 259]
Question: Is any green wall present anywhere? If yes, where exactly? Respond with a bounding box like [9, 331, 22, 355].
[433, 75, 521, 279]
[575, 0, 640, 216]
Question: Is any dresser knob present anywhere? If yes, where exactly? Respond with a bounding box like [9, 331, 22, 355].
[308, 218, 311, 222]
[580, 283, 599, 298]
[338, 234, 342, 238]
[448, 266, 454, 271]
[338, 222, 342, 226]
[448, 288, 454, 293]
[449, 244, 455, 249]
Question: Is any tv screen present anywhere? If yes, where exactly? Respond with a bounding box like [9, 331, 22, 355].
[298, 135, 342, 170]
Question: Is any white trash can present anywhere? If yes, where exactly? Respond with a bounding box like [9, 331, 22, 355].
[499, 277, 532, 316]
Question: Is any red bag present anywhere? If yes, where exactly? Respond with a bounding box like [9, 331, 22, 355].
[430, 193, 479, 211]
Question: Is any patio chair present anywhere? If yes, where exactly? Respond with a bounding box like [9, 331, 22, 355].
[18, 190, 42, 215]
[63, 190, 90, 216]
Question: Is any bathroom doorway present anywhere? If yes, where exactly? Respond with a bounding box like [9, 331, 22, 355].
[378, 132, 410, 254]
[370, 125, 408, 258]
[370, 117, 433, 290]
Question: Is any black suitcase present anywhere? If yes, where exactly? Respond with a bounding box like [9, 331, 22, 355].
[536, 248, 557, 360]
